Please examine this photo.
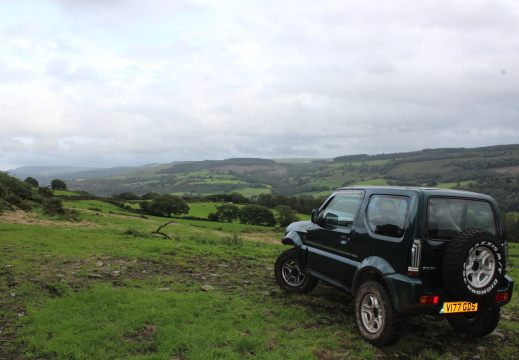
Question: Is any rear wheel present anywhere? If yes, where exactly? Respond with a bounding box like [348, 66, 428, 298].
[274, 248, 318, 294]
[447, 306, 501, 337]
[354, 281, 401, 346]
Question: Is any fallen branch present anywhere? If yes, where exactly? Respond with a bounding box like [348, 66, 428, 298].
[152, 221, 177, 239]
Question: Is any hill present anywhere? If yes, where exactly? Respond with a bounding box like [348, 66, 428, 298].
[9, 144, 519, 212]
[8, 164, 160, 186]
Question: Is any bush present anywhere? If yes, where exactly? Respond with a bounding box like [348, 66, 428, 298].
[61, 209, 81, 222]
[38, 186, 54, 198]
[5, 194, 32, 211]
[207, 212, 219, 222]
[275, 205, 299, 227]
[0, 172, 33, 200]
[220, 233, 243, 247]
[43, 198, 65, 216]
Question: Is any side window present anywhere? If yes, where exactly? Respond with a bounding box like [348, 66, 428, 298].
[367, 195, 409, 238]
[321, 190, 364, 228]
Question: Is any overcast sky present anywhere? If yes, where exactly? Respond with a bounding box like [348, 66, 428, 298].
[1, 0, 519, 170]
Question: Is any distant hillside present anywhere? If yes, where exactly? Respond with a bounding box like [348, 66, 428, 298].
[8, 164, 158, 186]
[8, 166, 100, 179]
[9, 144, 519, 212]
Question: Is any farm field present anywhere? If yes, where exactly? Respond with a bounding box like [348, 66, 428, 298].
[1, 199, 518, 360]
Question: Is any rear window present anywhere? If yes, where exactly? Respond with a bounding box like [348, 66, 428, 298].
[427, 197, 496, 240]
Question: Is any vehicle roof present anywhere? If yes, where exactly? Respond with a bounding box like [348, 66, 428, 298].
[334, 186, 494, 200]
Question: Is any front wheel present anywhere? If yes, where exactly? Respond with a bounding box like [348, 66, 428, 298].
[274, 248, 318, 294]
[354, 281, 401, 347]
[447, 306, 501, 337]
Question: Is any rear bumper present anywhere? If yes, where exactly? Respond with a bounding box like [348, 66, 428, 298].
[385, 274, 514, 314]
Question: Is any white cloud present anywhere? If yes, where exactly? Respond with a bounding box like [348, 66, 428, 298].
[1, 0, 519, 170]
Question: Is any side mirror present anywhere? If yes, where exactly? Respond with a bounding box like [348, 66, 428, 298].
[311, 209, 320, 224]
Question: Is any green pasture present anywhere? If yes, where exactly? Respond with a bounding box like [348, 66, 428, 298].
[53, 190, 82, 196]
[1, 199, 518, 360]
[434, 181, 476, 189]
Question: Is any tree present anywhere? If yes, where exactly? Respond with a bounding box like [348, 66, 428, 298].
[238, 205, 276, 227]
[147, 194, 190, 217]
[141, 192, 160, 200]
[51, 179, 67, 190]
[228, 192, 248, 204]
[24, 177, 39, 187]
[275, 205, 299, 227]
[216, 204, 240, 222]
[112, 192, 139, 201]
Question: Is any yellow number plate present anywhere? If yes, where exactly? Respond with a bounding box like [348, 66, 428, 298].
[440, 301, 478, 314]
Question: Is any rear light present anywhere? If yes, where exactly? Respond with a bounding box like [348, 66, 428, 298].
[494, 292, 509, 301]
[420, 296, 440, 304]
[408, 267, 419, 275]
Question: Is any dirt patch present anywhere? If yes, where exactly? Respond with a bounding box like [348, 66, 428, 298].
[209, 230, 279, 244]
[81, 209, 157, 223]
[0, 210, 98, 227]
[241, 232, 280, 244]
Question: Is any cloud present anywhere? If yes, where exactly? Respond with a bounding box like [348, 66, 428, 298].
[1, 0, 519, 170]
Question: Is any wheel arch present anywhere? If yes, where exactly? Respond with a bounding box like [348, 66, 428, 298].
[352, 256, 395, 296]
[282, 230, 304, 247]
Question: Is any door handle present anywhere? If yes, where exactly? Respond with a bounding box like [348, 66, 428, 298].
[340, 236, 349, 245]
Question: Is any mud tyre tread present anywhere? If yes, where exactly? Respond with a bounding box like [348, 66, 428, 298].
[442, 229, 505, 302]
[354, 280, 401, 347]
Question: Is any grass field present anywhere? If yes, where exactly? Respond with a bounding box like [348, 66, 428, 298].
[1, 199, 518, 359]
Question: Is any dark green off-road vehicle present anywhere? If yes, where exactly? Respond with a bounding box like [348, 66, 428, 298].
[274, 186, 514, 346]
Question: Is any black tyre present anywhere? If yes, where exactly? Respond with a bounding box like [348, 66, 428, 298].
[442, 229, 505, 302]
[354, 281, 401, 347]
[447, 305, 501, 337]
[274, 248, 318, 294]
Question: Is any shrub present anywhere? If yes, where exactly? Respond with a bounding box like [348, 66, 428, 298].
[220, 233, 243, 247]
[43, 198, 65, 216]
[6, 194, 32, 211]
[38, 186, 54, 198]
[275, 205, 299, 227]
[207, 212, 219, 222]
[61, 209, 81, 222]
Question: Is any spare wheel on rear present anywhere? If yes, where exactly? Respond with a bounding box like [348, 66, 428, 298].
[442, 229, 505, 303]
